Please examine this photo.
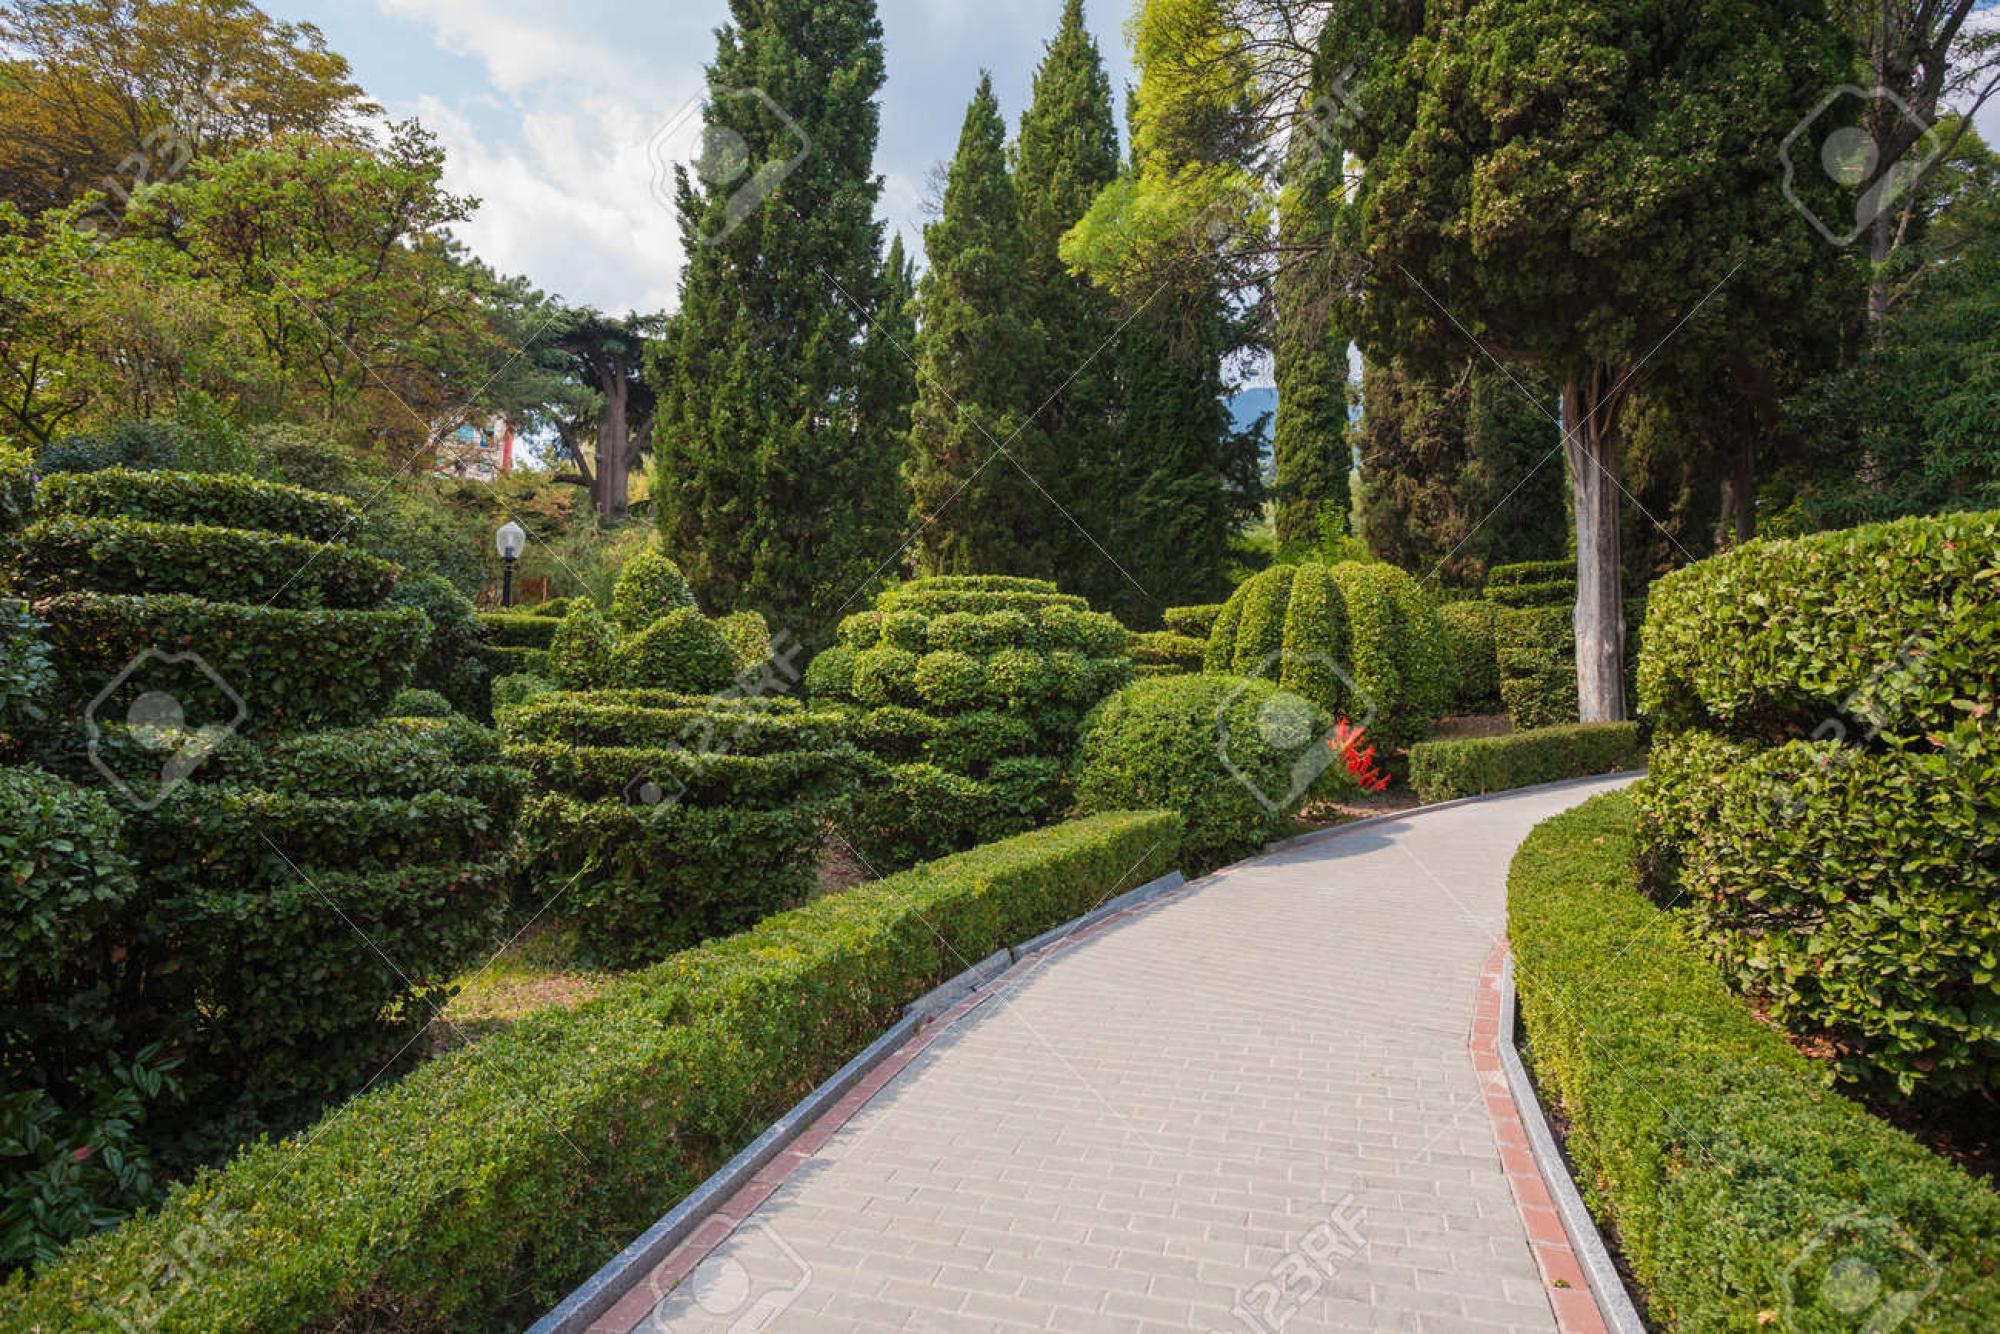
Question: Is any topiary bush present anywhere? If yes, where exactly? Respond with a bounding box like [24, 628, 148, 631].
[1127, 629, 1206, 677]
[1510, 793, 2000, 1329]
[808, 576, 1132, 870]
[502, 692, 863, 966]
[1076, 673, 1348, 870]
[1494, 603, 1579, 730]
[608, 547, 697, 632]
[1407, 721, 1643, 803]
[389, 688, 454, 717]
[1, 469, 523, 1196]
[1634, 509, 2000, 1103]
[1202, 560, 1452, 750]
[2, 812, 1180, 1331]
[610, 606, 738, 692]
[1437, 599, 1501, 713]
[547, 599, 616, 690]
[1163, 602, 1225, 639]
[491, 672, 556, 714]
[392, 574, 488, 717]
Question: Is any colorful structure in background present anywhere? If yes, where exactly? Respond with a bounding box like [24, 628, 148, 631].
[432, 417, 515, 481]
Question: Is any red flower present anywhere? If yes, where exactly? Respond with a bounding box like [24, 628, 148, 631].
[1327, 719, 1392, 793]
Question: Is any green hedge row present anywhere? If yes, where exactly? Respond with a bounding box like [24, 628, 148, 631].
[1203, 560, 1453, 751]
[1485, 558, 1572, 589]
[15, 517, 399, 609]
[1638, 509, 1999, 742]
[1636, 727, 1998, 1099]
[500, 694, 833, 753]
[1437, 600, 1500, 713]
[1509, 793, 2000, 1329]
[37, 592, 425, 733]
[875, 575, 1090, 618]
[1162, 602, 1225, 639]
[1126, 630, 1206, 676]
[1407, 722, 1643, 804]
[477, 611, 561, 648]
[1486, 579, 1573, 609]
[3, 811, 1183, 1331]
[35, 468, 360, 543]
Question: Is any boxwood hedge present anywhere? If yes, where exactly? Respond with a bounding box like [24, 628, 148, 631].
[1407, 722, 1643, 804]
[1509, 793, 2000, 1330]
[1127, 630, 1206, 677]
[1437, 600, 1501, 713]
[810, 578, 1133, 870]
[476, 611, 561, 649]
[35, 468, 360, 543]
[1163, 602, 1225, 639]
[1, 811, 1181, 1332]
[14, 517, 398, 609]
[1485, 558, 1572, 589]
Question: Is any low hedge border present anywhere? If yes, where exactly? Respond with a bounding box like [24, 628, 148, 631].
[1508, 793, 2000, 1330]
[478, 612, 562, 649]
[4, 810, 1182, 1331]
[1408, 722, 1644, 804]
[1486, 558, 1572, 589]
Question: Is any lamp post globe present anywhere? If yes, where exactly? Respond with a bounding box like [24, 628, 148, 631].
[495, 521, 527, 607]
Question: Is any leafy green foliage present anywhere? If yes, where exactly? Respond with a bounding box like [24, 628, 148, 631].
[388, 574, 487, 717]
[15, 516, 397, 609]
[1509, 794, 2000, 1328]
[2, 812, 1179, 1329]
[1637, 730, 1997, 1099]
[1162, 603, 1224, 639]
[1437, 601, 1500, 714]
[547, 599, 616, 690]
[0, 767, 134, 992]
[0, 602, 53, 759]
[1076, 673, 1340, 870]
[607, 547, 696, 633]
[654, 0, 902, 646]
[476, 612, 560, 649]
[1408, 723, 1642, 804]
[36, 467, 359, 542]
[609, 607, 738, 693]
[1494, 604, 1579, 730]
[489, 672, 556, 715]
[1127, 630, 1205, 677]
[809, 578, 1132, 869]
[389, 689, 453, 718]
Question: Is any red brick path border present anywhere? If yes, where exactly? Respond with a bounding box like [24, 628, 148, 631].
[1472, 939, 1611, 1334]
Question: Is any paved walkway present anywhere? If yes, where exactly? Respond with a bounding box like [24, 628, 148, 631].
[631, 776, 1636, 1333]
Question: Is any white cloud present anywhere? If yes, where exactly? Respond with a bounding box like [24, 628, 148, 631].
[375, 0, 639, 93]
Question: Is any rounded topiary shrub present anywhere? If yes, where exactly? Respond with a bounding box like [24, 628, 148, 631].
[1076, 674, 1343, 871]
[1438, 600, 1501, 714]
[810, 576, 1132, 869]
[548, 599, 616, 689]
[1203, 560, 1451, 750]
[609, 547, 697, 632]
[610, 606, 738, 692]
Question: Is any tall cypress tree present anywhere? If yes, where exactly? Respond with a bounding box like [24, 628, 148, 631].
[1355, 357, 1567, 586]
[906, 73, 1050, 576]
[1272, 91, 1352, 558]
[653, 0, 897, 645]
[857, 230, 918, 520]
[1012, 0, 1125, 603]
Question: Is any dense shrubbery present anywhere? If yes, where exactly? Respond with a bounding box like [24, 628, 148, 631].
[15, 516, 398, 608]
[502, 690, 860, 966]
[1076, 673, 1350, 869]
[1510, 794, 2000, 1329]
[1126, 629, 1206, 676]
[1202, 560, 1452, 750]
[1, 470, 522, 1237]
[1162, 602, 1224, 638]
[476, 611, 561, 648]
[2, 811, 1182, 1331]
[1407, 722, 1643, 803]
[808, 576, 1132, 869]
[1437, 600, 1500, 713]
[391, 574, 487, 716]
[1493, 603, 1577, 729]
[1635, 510, 1998, 1101]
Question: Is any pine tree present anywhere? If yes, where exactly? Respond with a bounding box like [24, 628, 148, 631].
[653, 0, 898, 646]
[1355, 357, 1567, 586]
[1272, 92, 1352, 558]
[1012, 0, 1125, 603]
[856, 230, 917, 530]
[906, 73, 1050, 576]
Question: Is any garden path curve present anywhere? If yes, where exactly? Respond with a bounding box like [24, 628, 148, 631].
[619, 774, 1638, 1333]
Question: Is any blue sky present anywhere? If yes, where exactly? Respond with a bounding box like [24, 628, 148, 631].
[276, 0, 1136, 315]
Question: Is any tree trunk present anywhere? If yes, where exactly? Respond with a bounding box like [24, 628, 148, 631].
[1563, 370, 1628, 722]
[595, 366, 631, 522]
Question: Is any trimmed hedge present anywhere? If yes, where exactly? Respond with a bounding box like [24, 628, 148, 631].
[607, 548, 697, 632]
[609, 607, 738, 692]
[1486, 579, 1574, 609]
[1204, 560, 1452, 750]
[1485, 558, 1572, 589]
[392, 574, 487, 718]
[1495, 604, 1578, 730]
[1127, 630, 1206, 676]
[477, 612, 561, 649]
[35, 468, 360, 543]
[1637, 727, 1998, 1099]
[502, 691, 862, 965]
[37, 592, 424, 734]
[0, 766, 136, 991]
[812, 578, 1133, 871]
[1162, 602, 1225, 639]
[1, 812, 1181, 1332]
[14, 517, 398, 609]
[1438, 600, 1501, 713]
[1638, 509, 1999, 742]
[1407, 722, 1643, 804]
[1077, 673, 1345, 870]
[547, 601, 616, 689]
[1509, 793, 2000, 1329]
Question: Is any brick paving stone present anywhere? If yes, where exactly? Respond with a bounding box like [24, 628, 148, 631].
[636, 776, 1635, 1332]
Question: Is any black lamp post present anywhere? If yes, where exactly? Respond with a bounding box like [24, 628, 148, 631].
[495, 520, 526, 608]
